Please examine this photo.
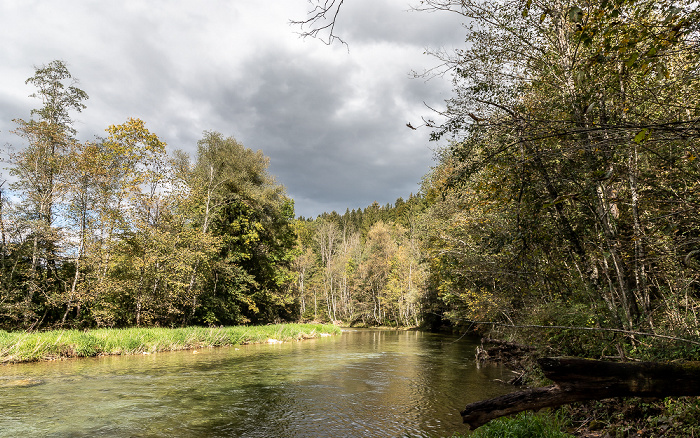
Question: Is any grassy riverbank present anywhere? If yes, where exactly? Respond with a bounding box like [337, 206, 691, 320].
[0, 323, 341, 364]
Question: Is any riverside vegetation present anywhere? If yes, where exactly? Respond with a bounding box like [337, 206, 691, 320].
[0, 323, 341, 363]
[2, 0, 700, 435]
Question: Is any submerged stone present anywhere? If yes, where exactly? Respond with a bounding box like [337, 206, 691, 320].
[0, 377, 43, 388]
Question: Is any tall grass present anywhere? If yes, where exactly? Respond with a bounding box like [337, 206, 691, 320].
[0, 323, 341, 363]
[460, 412, 573, 438]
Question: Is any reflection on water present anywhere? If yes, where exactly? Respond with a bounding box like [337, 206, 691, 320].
[0, 330, 513, 437]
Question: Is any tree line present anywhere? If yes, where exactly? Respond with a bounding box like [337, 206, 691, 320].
[1, 61, 431, 331]
[292, 196, 428, 326]
[1, 61, 297, 330]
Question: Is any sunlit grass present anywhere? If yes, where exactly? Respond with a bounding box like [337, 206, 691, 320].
[0, 323, 341, 363]
[446, 412, 573, 438]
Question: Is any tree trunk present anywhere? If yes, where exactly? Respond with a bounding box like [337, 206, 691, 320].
[63, 206, 87, 325]
[628, 145, 649, 316]
[461, 357, 700, 429]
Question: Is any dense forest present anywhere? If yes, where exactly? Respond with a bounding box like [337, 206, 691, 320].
[2, 0, 699, 364]
[293, 196, 428, 326]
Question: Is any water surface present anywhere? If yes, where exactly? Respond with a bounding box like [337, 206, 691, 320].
[0, 329, 513, 437]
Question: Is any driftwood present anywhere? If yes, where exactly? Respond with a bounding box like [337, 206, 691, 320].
[462, 357, 700, 429]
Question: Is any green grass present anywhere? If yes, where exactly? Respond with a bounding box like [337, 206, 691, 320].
[448, 412, 573, 438]
[0, 323, 341, 363]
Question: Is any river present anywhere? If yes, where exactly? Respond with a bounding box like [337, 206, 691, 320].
[0, 329, 514, 437]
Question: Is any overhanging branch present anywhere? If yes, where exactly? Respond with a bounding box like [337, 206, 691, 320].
[458, 319, 700, 346]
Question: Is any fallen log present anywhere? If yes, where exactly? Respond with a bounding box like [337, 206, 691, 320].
[461, 357, 700, 429]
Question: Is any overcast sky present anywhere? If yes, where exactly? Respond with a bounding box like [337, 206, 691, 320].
[0, 0, 465, 218]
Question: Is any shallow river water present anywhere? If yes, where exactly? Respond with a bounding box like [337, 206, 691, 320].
[0, 329, 513, 437]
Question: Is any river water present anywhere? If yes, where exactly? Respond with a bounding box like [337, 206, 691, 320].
[0, 329, 513, 437]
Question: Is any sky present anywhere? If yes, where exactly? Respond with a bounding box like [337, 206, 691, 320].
[0, 0, 466, 218]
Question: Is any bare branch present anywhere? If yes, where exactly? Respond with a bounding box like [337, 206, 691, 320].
[290, 0, 348, 46]
[459, 319, 700, 346]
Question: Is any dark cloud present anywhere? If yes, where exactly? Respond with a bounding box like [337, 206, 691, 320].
[0, 0, 462, 218]
[331, 0, 467, 47]
[219, 44, 435, 217]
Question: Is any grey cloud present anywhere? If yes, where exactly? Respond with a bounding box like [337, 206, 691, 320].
[330, 0, 467, 47]
[0, 0, 462, 218]
[210, 43, 440, 217]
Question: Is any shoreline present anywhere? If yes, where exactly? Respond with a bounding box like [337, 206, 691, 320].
[0, 323, 342, 364]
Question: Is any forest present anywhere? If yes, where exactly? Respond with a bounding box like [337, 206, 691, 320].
[416, 0, 700, 359]
[1, 0, 699, 367]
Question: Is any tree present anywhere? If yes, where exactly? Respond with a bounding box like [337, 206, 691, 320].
[291, 0, 348, 45]
[8, 60, 88, 327]
[360, 222, 397, 324]
[314, 218, 341, 320]
[88, 118, 171, 326]
[61, 140, 105, 324]
[186, 132, 297, 325]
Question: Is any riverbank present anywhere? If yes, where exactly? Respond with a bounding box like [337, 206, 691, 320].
[0, 323, 341, 364]
[474, 338, 700, 437]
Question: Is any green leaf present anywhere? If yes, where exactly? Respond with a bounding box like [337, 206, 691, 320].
[633, 128, 650, 143]
[625, 52, 639, 67]
[576, 70, 586, 83]
[569, 6, 584, 23]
